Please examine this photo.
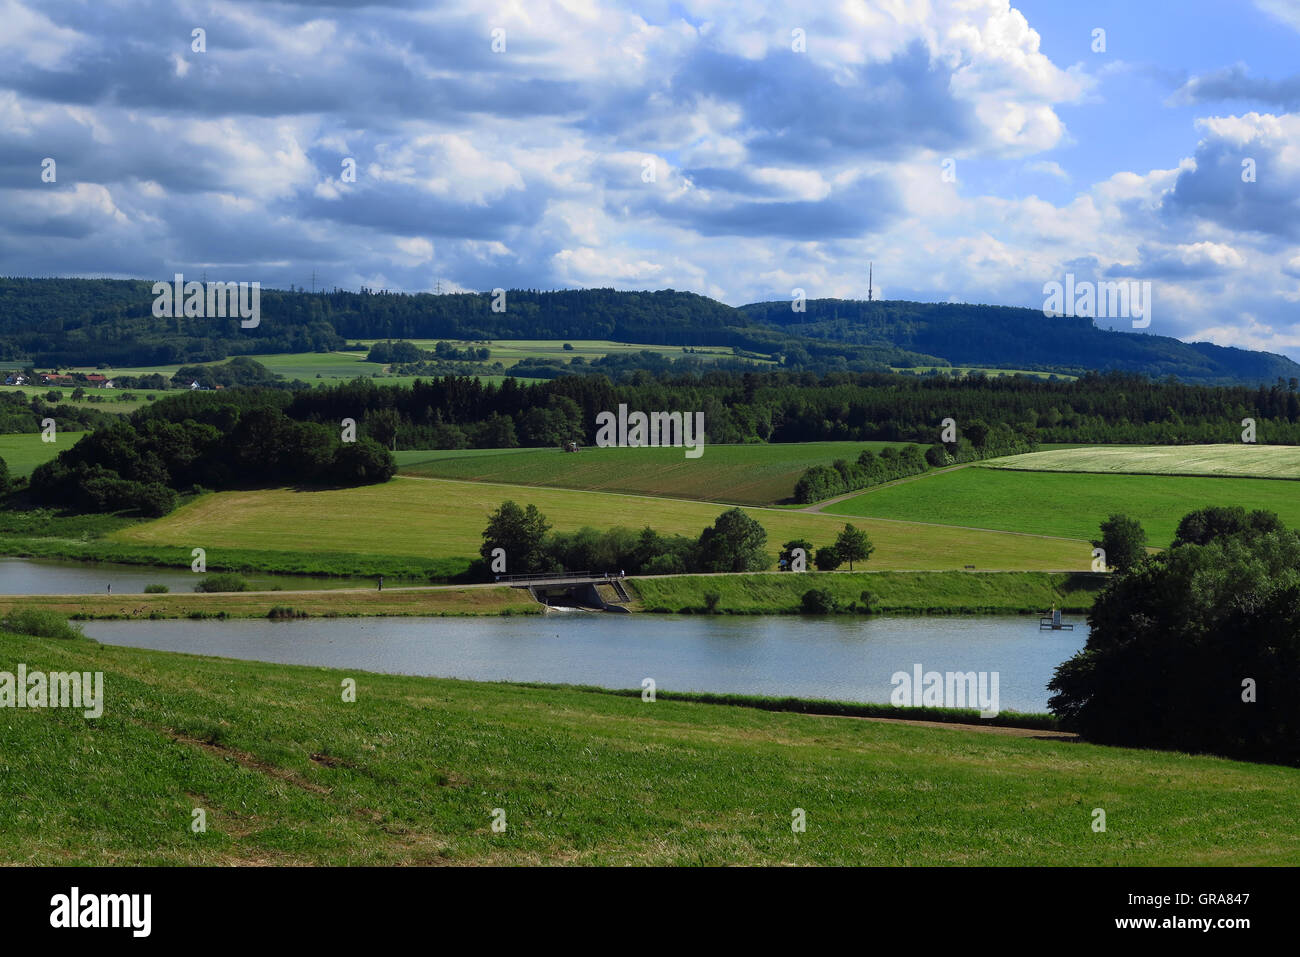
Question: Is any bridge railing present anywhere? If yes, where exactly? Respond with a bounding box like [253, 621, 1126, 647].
[494, 570, 626, 584]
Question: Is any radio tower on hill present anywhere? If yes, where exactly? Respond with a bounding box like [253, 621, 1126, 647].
[868, 262, 873, 302]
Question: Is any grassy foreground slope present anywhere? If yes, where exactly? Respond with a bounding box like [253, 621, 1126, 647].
[3, 629, 1296, 865]
[112, 477, 1092, 573]
[398, 442, 913, 505]
[986, 444, 1300, 479]
[826, 467, 1300, 546]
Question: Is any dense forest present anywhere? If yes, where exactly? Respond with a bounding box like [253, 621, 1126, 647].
[26, 388, 394, 516]
[3, 278, 1297, 385]
[275, 368, 1300, 451]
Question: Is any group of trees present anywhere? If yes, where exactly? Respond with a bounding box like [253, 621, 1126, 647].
[478, 502, 774, 578]
[366, 339, 492, 365]
[28, 394, 395, 517]
[779, 525, 874, 571]
[794, 446, 929, 503]
[0, 389, 113, 434]
[478, 502, 875, 579]
[1053, 506, 1300, 765]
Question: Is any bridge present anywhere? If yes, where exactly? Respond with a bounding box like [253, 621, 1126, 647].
[495, 571, 632, 611]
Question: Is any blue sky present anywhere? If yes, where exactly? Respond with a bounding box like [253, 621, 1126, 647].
[2, 0, 1299, 358]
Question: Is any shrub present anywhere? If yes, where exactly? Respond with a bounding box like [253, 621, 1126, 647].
[800, 588, 840, 614]
[1, 609, 85, 640]
[267, 606, 307, 619]
[193, 573, 249, 593]
[703, 591, 721, 613]
[143, 584, 170, 594]
[814, 545, 842, 571]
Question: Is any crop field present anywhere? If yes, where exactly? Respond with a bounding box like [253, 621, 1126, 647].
[357, 338, 768, 367]
[0, 431, 87, 477]
[397, 441, 916, 505]
[112, 476, 1091, 572]
[985, 443, 1300, 479]
[891, 366, 1076, 381]
[824, 465, 1300, 546]
[5, 628, 1297, 865]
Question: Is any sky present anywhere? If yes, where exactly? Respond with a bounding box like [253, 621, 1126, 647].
[2, 0, 1300, 358]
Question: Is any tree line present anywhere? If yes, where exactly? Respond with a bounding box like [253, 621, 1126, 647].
[476, 500, 874, 580]
[25, 393, 394, 516]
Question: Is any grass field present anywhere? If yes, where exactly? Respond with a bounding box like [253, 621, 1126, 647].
[0, 431, 87, 478]
[630, 570, 1104, 615]
[111, 477, 1092, 572]
[987, 443, 1300, 479]
[398, 442, 915, 505]
[891, 366, 1077, 381]
[825, 466, 1300, 546]
[3, 627, 1296, 864]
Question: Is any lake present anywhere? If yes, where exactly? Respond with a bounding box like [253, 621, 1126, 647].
[84, 613, 1089, 713]
[0, 557, 367, 594]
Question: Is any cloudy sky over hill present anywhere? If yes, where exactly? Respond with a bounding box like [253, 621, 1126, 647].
[2, 0, 1299, 358]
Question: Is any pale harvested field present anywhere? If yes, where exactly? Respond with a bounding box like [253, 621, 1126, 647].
[984, 444, 1300, 479]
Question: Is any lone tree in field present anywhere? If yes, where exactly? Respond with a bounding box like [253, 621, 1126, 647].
[834, 523, 874, 571]
[697, 508, 768, 572]
[1094, 514, 1147, 572]
[481, 500, 552, 574]
[0, 455, 9, 497]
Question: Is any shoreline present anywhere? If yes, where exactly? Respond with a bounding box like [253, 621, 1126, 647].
[0, 569, 1104, 620]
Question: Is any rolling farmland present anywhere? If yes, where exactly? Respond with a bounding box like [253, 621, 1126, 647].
[397, 442, 916, 505]
[824, 465, 1300, 545]
[112, 476, 1092, 572]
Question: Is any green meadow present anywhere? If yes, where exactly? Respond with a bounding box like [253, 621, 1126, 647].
[0, 431, 88, 478]
[111, 477, 1091, 573]
[398, 441, 915, 505]
[825, 465, 1300, 546]
[3, 627, 1296, 865]
[630, 570, 1105, 615]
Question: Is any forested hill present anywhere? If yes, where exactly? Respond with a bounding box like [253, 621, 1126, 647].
[1, 277, 1296, 385]
[741, 298, 1300, 385]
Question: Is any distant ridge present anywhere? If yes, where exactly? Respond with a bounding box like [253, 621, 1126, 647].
[0, 278, 1296, 386]
[740, 297, 1300, 385]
